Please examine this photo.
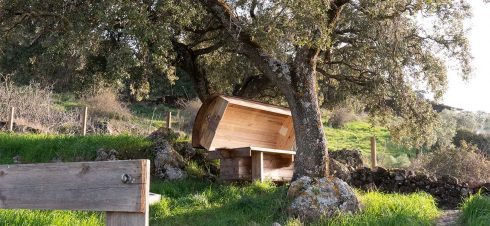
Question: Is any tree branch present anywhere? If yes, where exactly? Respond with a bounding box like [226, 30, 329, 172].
[193, 42, 223, 55]
[195, 0, 292, 90]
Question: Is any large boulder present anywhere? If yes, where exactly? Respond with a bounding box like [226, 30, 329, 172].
[152, 140, 187, 180]
[287, 176, 360, 222]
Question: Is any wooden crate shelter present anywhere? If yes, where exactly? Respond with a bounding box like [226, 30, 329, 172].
[192, 95, 296, 182]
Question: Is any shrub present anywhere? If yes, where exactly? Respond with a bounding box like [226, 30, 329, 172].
[453, 129, 490, 157]
[411, 142, 490, 185]
[0, 82, 79, 133]
[460, 194, 490, 226]
[82, 89, 132, 120]
[328, 107, 356, 129]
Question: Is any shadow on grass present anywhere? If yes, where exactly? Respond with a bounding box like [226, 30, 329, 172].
[149, 179, 289, 226]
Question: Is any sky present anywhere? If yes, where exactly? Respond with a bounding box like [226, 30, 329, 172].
[442, 1, 490, 112]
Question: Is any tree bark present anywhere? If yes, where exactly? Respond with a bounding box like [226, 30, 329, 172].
[286, 47, 329, 179]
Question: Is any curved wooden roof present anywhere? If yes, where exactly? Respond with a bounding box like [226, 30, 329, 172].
[192, 95, 295, 151]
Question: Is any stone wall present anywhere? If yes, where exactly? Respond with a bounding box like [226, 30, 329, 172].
[330, 149, 490, 209]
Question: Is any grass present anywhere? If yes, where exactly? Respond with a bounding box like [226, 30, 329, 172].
[460, 193, 490, 226]
[0, 210, 103, 226]
[325, 121, 416, 168]
[311, 192, 440, 226]
[0, 133, 152, 164]
[0, 179, 442, 226]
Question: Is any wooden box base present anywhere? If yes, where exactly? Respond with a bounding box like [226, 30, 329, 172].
[208, 147, 294, 182]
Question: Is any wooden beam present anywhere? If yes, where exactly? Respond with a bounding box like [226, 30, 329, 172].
[8, 107, 14, 132]
[249, 147, 295, 155]
[251, 151, 264, 182]
[166, 111, 172, 129]
[371, 136, 377, 170]
[0, 160, 149, 213]
[106, 212, 148, 226]
[82, 106, 88, 136]
[208, 148, 252, 160]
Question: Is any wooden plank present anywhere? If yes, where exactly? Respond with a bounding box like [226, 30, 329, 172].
[222, 96, 292, 116]
[106, 212, 148, 226]
[249, 147, 296, 155]
[0, 160, 149, 212]
[276, 117, 295, 150]
[211, 104, 286, 149]
[207, 149, 251, 160]
[201, 97, 229, 150]
[148, 193, 161, 205]
[263, 167, 293, 181]
[251, 151, 264, 182]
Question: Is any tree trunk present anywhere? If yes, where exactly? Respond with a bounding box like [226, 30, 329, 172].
[172, 40, 211, 101]
[286, 48, 329, 180]
[196, 0, 331, 180]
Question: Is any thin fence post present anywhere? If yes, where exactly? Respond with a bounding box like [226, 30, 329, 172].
[370, 136, 377, 170]
[8, 107, 15, 132]
[82, 107, 88, 136]
[166, 111, 172, 129]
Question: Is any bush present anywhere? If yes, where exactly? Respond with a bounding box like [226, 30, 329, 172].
[411, 142, 490, 185]
[453, 129, 490, 157]
[0, 82, 79, 133]
[460, 194, 490, 226]
[328, 107, 356, 129]
[82, 89, 132, 120]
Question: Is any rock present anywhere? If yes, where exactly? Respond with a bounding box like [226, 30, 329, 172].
[329, 149, 364, 169]
[441, 175, 459, 185]
[12, 155, 21, 164]
[147, 127, 180, 144]
[94, 119, 113, 134]
[329, 159, 352, 182]
[95, 148, 118, 161]
[271, 222, 281, 226]
[288, 176, 360, 222]
[152, 140, 187, 180]
[173, 142, 196, 160]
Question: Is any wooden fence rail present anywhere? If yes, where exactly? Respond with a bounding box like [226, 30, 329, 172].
[0, 160, 150, 226]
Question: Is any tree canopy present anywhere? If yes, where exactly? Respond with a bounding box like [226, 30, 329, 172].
[0, 0, 472, 150]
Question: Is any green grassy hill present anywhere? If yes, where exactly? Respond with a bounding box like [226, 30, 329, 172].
[325, 121, 415, 168]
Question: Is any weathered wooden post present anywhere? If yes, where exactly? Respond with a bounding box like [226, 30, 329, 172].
[166, 111, 172, 129]
[8, 106, 15, 132]
[82, 106, 88, 136]
[370, 136, 377, 169]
